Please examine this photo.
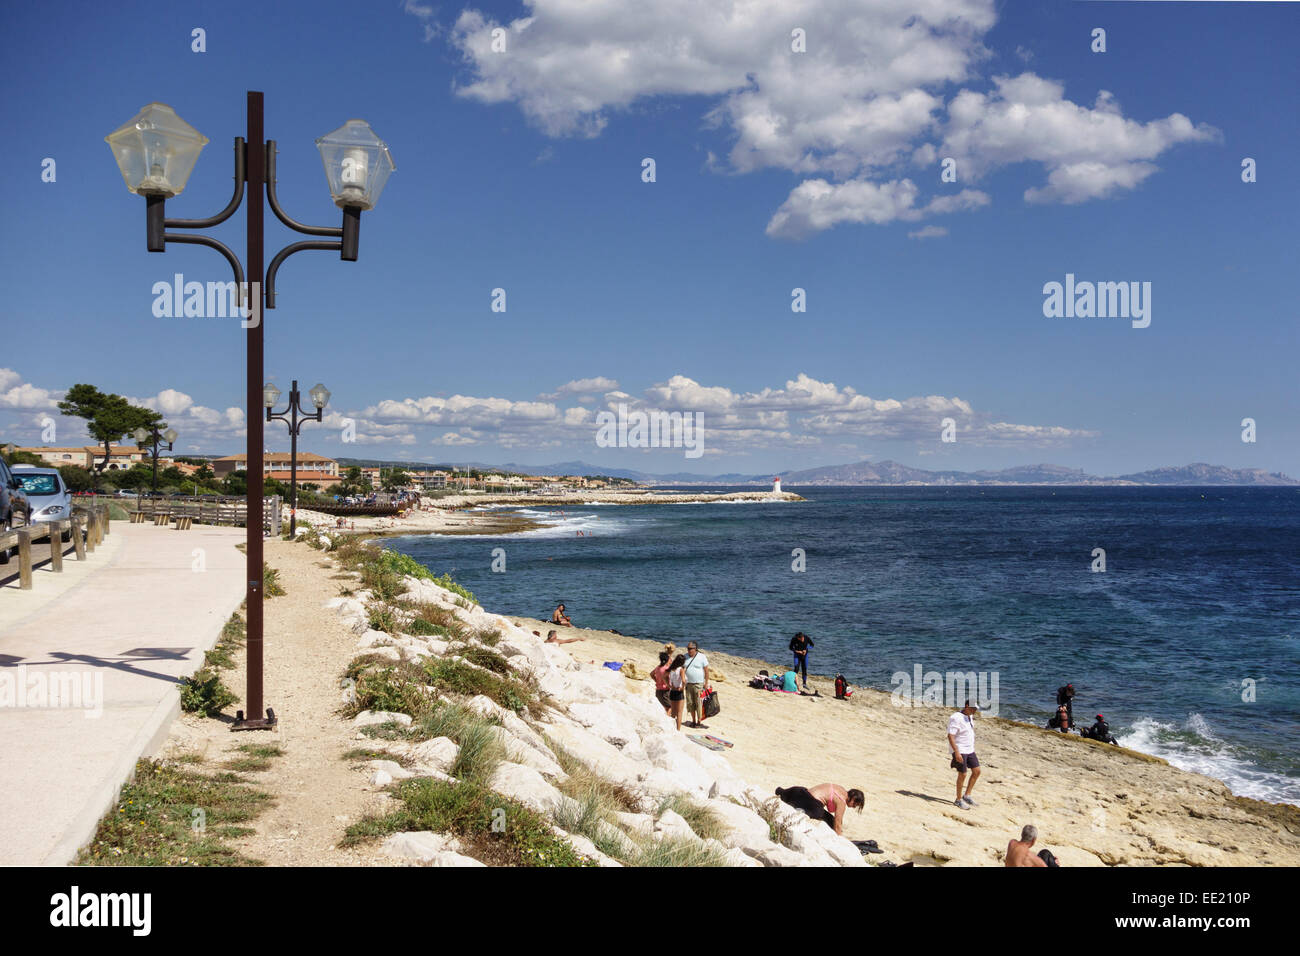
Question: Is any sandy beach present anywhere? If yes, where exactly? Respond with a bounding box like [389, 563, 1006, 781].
[507, 616, 1300, 866]
[128, 526, 1300, 868]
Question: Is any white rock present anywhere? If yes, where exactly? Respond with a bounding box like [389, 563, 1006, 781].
[489, 762, 577, 817]
[409, 737, 459, 774]
[381, 831, 462, 861]
[654, 809, 699, 843]
[369, 769, 394, 786]
[352, 710, 412, 728]
[489, 726, 566, 779]
[428, 851, 487, 867]
[357, 628, 394, 648]
[367, 759, 413, 781]
[641, 735, 714, 796]
[783, 821, 842, 866]
[552, 828, 623, 867]
[791, 819, 869, 867]
[703, 799, 770, 850]
[544, 721, 649, 794]
[748, 843, 816, 867]
[360, 646, 402, 662]
[704, 838, 763, 867]
[568, 701, 641, 750]
[613, 811, 655, 841]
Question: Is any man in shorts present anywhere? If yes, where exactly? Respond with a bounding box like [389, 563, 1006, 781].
[683, 641, 711, 728]
[947, 699, 981, 809]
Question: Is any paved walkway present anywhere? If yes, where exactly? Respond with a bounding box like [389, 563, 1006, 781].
[0, 521, 246, 865]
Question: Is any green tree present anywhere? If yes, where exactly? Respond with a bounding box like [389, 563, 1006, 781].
[193, 463, 215, 485]
[221, 472, 247, 496]
[380, 467, 411, 492]
[57, 385, 164, 489]
[58, 465, 94, 493]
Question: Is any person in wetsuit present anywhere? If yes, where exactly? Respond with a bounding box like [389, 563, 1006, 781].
[789, 631, 814, 689]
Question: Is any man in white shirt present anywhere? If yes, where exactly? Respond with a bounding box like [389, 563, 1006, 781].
[946, 700, 981, 809]
[683, 641, 711, 728]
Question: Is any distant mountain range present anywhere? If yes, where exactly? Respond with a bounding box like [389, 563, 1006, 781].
[332, 456, 1296, 487]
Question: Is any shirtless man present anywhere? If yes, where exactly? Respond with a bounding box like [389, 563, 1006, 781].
[1005, 825, 1048, 867]
[551, 603, 572, 626]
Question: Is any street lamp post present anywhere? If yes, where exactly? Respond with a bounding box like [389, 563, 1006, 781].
[132, 424, 178, 494]
[107, 94, 394, 731]
[264, 380, 330, 538]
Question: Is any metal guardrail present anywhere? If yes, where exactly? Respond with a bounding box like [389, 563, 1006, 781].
[0, 503, 109, 590]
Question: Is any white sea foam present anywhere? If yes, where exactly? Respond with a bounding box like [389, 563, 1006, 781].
[1118, 714, 1299, 806]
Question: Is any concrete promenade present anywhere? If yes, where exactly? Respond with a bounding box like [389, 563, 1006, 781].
[0, 520, 246, 865]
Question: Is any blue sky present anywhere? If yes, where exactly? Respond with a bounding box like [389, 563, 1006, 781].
[1, 0, 1296, 477]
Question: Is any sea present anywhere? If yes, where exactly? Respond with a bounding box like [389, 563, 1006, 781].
[383, 486, 1300, 806]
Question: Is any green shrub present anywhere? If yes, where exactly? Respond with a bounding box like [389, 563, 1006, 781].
[263, 563, 285, 598]
[76, 759, 270, 866]
[180, 670, 239, 717]
[459, 646, 511, 674]
[423, 659, 534, 714]
[343, 778, 591, 867]
[377, 548, 433, 581]
[635, 838, 729, 868]
[657, 794, 728, 842]
[349, 664, 434, 719]
[415, 703, 505, 782]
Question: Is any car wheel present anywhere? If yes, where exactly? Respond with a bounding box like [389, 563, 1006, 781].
[0, 512, 10, 565]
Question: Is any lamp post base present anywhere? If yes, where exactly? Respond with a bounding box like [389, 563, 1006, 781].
[231, 707, 278, 731]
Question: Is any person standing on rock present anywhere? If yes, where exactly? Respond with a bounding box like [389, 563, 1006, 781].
[651, 651, 672, 715]
[683, 641, 711, 729]
[667, 654, 687, 731]
[947, 700, 981, 809]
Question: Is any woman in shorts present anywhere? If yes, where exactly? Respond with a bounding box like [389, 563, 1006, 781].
[667, 654, 687, 731]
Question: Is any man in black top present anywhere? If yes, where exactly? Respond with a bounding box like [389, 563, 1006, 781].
[1055, 683, 1075, 727]
[1081, 713, 1118, 745]
[789, 632, 814, 689]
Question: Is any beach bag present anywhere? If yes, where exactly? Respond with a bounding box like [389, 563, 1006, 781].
[1037, 848, 1060, 868]
[703, 689, 721, 718]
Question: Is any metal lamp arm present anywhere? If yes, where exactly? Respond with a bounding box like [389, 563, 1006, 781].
[164, 138, 247, 229]
[266, 142, 343, 238]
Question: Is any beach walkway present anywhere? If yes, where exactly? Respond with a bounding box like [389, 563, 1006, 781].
[0, 521, 246, 865]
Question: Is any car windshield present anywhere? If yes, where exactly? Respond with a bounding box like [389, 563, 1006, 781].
[17, 474, 60, 495]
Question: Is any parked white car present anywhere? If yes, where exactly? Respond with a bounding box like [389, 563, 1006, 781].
[11, 466, 74, 541]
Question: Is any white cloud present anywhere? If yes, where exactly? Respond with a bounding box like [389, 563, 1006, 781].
[908, 225, 948, 240]
[426, 1, 1216, 235]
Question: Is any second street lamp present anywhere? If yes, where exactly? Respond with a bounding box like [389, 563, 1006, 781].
[133, 424, 178, 494]
[264, 380, 329, 538]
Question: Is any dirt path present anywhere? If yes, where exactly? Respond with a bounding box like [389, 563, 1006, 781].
[158, 537, 390, 865]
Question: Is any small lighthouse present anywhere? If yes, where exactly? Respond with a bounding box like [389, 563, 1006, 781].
[772, 476, 782, 494]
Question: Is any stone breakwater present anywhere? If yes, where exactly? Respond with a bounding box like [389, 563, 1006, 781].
[326, 572, 864, 867]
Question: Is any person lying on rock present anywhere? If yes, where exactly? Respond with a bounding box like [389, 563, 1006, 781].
[545, 629, 584, 645]
[776, 783, 865, 835]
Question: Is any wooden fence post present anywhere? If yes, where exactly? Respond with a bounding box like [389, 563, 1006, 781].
[73, 516, 86, 560]
[18, 529, 33, 589]
[49, 526, 63, 572]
